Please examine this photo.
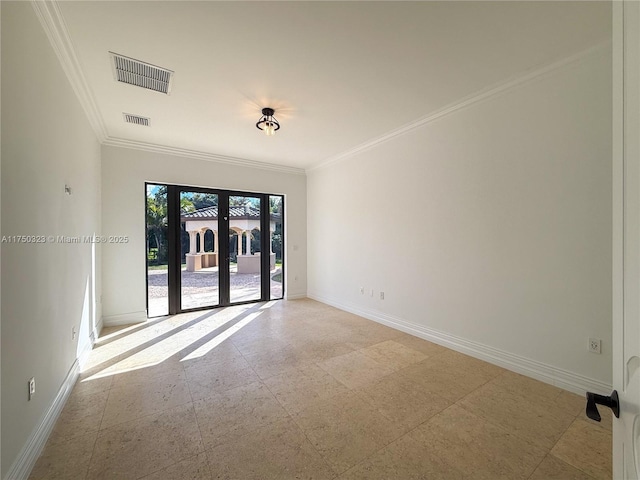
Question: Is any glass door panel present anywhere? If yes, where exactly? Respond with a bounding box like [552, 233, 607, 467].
[146, 184, 169, 317]
[180, 191, 219, 310]
[269, 196, 284, 300]
[229, 195, 261, 303]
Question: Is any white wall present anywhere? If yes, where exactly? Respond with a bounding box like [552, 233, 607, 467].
[308, 45, 612, 390]
[1, 2, 102, 477]
[100, 146, 307, 322]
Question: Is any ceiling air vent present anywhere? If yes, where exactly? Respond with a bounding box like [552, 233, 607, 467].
[110, 52, 173, 94]
[123, 113, 150, 126]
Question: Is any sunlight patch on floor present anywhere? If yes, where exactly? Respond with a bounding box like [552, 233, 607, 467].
[82, 312, 206, 372]
[181, 311, 262, 362]
[82, 304, 257, 381]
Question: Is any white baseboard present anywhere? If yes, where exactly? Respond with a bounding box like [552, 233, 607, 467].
[102, 310, 147, 327]
[4, 324, 100, 480]
[3, 360, 80, 480]
[308, 292, 612, 397]
[286, 292, 307, 300]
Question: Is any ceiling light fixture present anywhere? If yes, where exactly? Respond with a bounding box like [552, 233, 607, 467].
[256, 107, 280, 136]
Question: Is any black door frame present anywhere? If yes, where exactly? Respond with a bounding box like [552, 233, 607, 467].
[146, 182, 284, 316]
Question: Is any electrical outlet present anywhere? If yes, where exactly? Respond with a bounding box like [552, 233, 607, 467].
[588, 338, 601, 354]
[359, 287, 364, 295]
[380, 292, 385, 300]
[370, 289, 374, 297]
[72, 326, 77, 340]
[28, 377, 35, 400]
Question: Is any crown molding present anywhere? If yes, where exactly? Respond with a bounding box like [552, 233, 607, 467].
[31, 1, 108, 142]
[33, 0, 609, 178]
[308, 40, 611, 173]
[31, 0, 305, 176]
[102, 137, 307, 176]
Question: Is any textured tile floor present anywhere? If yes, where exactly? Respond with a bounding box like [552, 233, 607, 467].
[29, 299, 612, 479]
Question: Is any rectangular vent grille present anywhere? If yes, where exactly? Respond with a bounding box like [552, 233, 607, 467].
[123, 113, 150, 126]
[110, 52, 173, 94]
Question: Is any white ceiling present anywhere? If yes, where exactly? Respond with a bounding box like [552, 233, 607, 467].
[57, 1, 610, 171]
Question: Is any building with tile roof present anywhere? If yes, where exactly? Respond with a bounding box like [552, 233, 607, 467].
[181, 205, 278, 272]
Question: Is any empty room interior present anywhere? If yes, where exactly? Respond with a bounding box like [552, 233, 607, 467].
[1, 1, 632, 479]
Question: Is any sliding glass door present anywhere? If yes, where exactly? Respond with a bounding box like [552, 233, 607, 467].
[180, 190, 220, 310]
[146, 183, 284, 316]
[229, 195, 262, 303]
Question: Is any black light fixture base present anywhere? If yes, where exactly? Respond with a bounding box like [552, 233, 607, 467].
[256, 107, 280, 134]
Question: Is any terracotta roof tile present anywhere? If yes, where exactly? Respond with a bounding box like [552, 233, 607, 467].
[181, 205, 280, 220]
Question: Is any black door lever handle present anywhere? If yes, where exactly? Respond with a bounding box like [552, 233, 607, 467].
[586, 390, 619, 422]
